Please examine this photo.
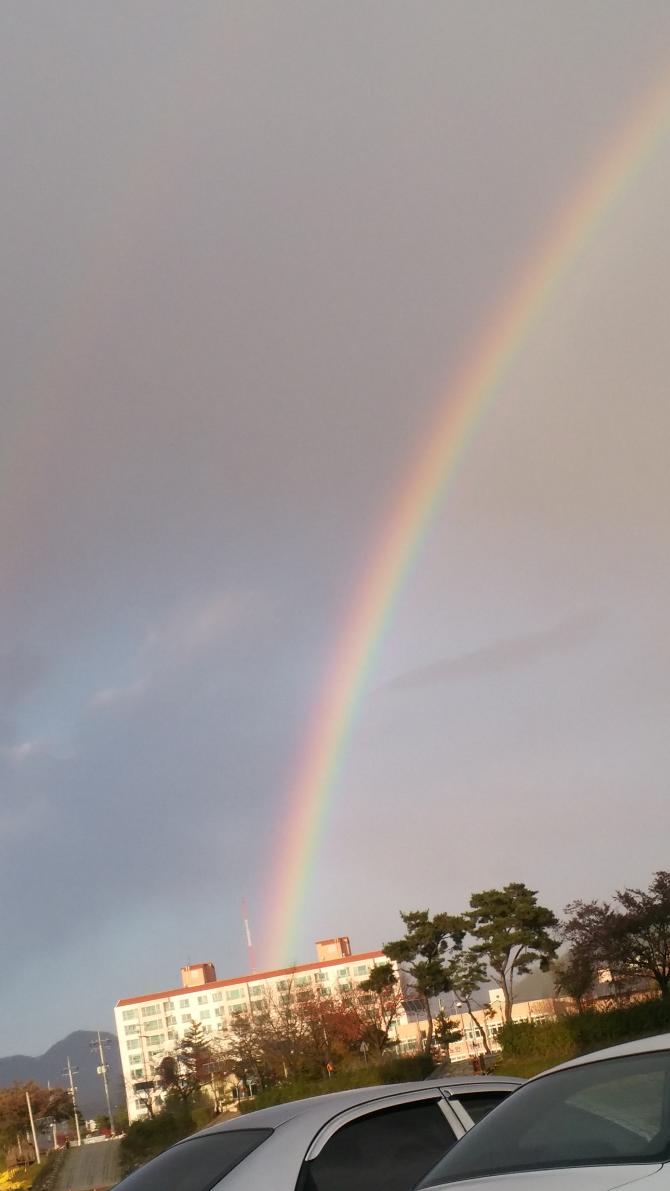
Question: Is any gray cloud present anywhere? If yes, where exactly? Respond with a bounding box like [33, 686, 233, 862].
[0, 649, 49, 710]
[383, 612, 604, 693]
[0, 1, 669, 1052]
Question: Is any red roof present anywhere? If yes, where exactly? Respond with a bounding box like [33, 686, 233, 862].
[115, 950, 384, 1007]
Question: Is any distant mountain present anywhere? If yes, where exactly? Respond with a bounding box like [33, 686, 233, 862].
[0, 1031, 122, 1120]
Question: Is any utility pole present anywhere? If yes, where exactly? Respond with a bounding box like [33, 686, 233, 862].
[25, 1090, 41, 1164]
[241, 898, 256, 974]
[63, 1058, 82, 1147]
[90, 1031, 116, 1135]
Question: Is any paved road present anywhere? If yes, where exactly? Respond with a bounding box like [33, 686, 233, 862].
[54, 1140, 121, 1191]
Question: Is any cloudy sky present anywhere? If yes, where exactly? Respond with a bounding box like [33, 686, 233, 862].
[2, 1, 670, 1057]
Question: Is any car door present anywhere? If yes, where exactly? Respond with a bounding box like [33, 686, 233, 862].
[296, 1090, 464, 1191]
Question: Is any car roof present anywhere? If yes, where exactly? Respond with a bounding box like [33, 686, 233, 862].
[428, 1168, 662, 1191]
[198, 1075, 523, 1133]
[530, 1031, 670, 1079]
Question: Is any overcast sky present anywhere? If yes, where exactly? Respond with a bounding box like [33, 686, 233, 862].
[1, 1, 670, 1057]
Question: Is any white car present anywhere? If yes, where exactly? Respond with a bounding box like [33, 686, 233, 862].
[420, 1032, 670, 1191]
[112, 1075, 521, 1191]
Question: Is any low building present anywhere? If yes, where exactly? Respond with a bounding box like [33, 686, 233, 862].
[443, 986, 570, 1064]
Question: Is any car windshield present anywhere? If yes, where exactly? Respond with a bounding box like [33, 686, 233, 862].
[421, 1052, 670, 1185]
[111, 1130, 272, 1191]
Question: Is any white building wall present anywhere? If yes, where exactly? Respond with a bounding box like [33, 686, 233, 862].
[115, 952, 394, 1120]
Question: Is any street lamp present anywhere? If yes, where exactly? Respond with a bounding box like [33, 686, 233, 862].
[454, 1002, 469, 1057]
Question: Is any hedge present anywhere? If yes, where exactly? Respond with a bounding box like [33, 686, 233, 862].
[237, 1053, 434, 1115]
[500, 994, 670, 1062]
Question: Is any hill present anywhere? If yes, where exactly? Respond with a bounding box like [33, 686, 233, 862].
[0, 1031, 121, 1119]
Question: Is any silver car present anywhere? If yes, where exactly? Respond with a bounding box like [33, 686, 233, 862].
[420, 1033, 670, 1191]
[112, 1075, 521, 1190]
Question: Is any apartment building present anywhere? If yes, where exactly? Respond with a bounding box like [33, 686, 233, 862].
[114, 937, 425, 1120]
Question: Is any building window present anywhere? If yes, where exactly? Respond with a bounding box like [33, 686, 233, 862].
[130, 1068, 144, 1080]
[164, 1000, 174, 1010]
[355, 964, 369, 976]
[230, 1004, 246, 1015]
[212, 991, 223, 1002]
[179, 999, 190, 1008]
[276, 980, 288, 991]
[296, 975, 311, 986]
[196, 995, 207, 1005]
[147, 1035, 164, 1046]
[125, 1024, 139, 1035]
[167, 1030, 177, 1040]
[215, 1007, 224, 1017]
[165, 1015, 177, 1026]
[314, 971, 329, 983]
[122, 1008, 138, 1020]
[142, 1005, 159, 1017]
[250, 986, 264, 997]
[226, 989, 242, 1001]
[127, 1038, 141, 1051]
[200, 1010, 211, 1020]
[181, 1014, 192, 1024]
[337, 968, 349, 978]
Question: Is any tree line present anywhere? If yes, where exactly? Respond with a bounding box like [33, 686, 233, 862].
[146, 868, 670, 1108]
[141, 869, 670, 1106]
[385, 870, 670, 1053]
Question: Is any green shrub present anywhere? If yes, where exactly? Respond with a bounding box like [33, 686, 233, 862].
[378, 1053, 434, 1081]
[499, 1019, 576, 1060]
[237, 1054, 434, 1115]
[191, 1103, 216, 1131]
[493, 1054, 570, 1080]
[500, 995, 670, 1068]
[120, 1111, 195, 1176]
[567, 997, 670, 1052]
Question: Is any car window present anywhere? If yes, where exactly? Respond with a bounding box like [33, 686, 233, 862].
[421, 1052, 670, 1186]
[111, 1130, 273, 1191]
[299, 1099, 458, 1191]
[569, 1068, 665, 1140]
[453, 1091, 511, 1125]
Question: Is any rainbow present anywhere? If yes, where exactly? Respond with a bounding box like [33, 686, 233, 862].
[265, 69, 670, 968]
